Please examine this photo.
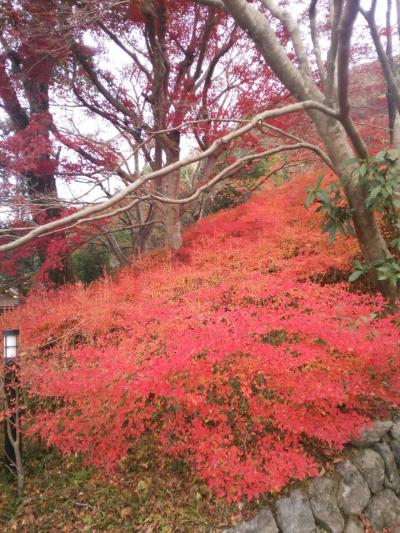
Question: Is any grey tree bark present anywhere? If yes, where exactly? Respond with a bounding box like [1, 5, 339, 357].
[217, 0, 396, 299]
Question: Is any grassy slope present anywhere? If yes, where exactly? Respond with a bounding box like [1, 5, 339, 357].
[0, 171, 397, 532]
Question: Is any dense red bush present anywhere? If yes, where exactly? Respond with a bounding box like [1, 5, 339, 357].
[2, 172, 399, 502]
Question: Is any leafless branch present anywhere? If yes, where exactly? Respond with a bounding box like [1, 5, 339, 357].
[262, 0, 312, 79]
[309, 0, 326, 83]
[360, 3, 400, 116]
[0, 99, 337, 252]
[151, 142, 334, 205]
[337, 0, 369, 158]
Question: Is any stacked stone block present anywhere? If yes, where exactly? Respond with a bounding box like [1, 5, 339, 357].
[223, 420, 400, 533]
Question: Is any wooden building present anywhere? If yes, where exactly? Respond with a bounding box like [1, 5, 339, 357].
[0, 288, 21, 314]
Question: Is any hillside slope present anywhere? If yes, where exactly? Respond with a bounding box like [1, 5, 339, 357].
[1, 171, 400, 525]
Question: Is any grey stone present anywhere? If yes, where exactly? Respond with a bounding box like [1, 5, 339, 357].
[352, 421, 393, 447]
[391, 421, 400, 440]
[344, 516, 364, 533]
[372, 442, 400, 494]
[336, 460, 370, 515]
[308, 477, 344, 533]
[381, 433, 392, 444]
[367, 488, 400, 531]
[391, 438, 400, 465]
[275, 489, 316, 533]
[351, 448, 385, 494]
[222, 508, 279, 533]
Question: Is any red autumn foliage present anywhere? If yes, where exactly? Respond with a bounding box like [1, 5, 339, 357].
[1, 0, 283, 281]
[0, 210, 108, 288]
[2, 172, 400, 502]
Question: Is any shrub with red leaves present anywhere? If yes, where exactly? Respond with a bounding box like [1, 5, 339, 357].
[2, 173, 399, 502]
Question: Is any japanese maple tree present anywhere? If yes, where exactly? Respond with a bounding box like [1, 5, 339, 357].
[201, 0, 400, 300]
[64, 0, 278, 249]
[0, 0, 75, 285]
[0, 0, 283, 287]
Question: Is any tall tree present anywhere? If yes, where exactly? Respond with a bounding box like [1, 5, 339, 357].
[197, 0, 398, 300]
[1, 0, 278, 279]
[0, 1, 71, 283]
[360, 0, 400, 148]
[66, 0, 276, 250]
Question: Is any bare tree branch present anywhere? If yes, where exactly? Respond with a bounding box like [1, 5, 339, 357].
[0, 100, 337, 252]
[262, 0, 312, 79]
[151, 142, 334, 205]
[71, 43, 145, 130]
[97, 21, 152, 81]
[259, 123, 334, 169]
[360, 3, 400, 116]
[195, 0, 226, 9]
[325, 0, 344, 106]
[222, 0, 320, 102]
[309, 0, 326, 83]
[337, 0, 369, 158]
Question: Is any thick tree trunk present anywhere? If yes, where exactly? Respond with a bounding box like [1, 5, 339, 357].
[105, 233, 130, 267]
[316, 118, 387, 257]
[26, 171, 75, 286]
[221, 0, 396, 300]
[387, 88, 397, 144]
[314, 115, 397, 301]
[161, 170, 183, 250]
[393, 112, 400, 151]
[301, 103, 394, 299]
[160, 134, 183, 251]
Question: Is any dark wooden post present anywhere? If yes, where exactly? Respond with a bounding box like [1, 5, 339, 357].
[3, 329, 20, 474]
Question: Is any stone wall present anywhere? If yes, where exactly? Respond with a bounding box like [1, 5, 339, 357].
[223, 421, 400, 533]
